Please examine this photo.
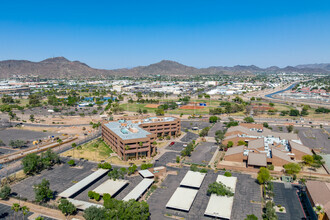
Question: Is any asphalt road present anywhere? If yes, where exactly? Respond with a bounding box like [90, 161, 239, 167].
[273, 182, 306, 220]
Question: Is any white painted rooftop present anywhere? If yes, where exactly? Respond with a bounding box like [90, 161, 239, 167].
[138, 170, 154, 178]
[166, 187, 198, 211]
[93, 179, 128, 196]
[204, 175, 237, 219]
[180, 170, 206, 189]
[122, 178, 154, 201]
[59, 169, 108, 198]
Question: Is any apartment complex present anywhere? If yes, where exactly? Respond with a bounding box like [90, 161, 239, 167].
[222, 123, 312, 168]
[102, 117, 181, 160]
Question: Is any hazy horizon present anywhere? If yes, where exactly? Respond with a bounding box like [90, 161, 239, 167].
[1, 0, 330, 69]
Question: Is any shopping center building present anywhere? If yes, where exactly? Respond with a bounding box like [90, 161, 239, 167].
[102, 117, 181, 160]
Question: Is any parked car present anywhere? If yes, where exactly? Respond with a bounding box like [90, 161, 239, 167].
[170, 142, 175, 146]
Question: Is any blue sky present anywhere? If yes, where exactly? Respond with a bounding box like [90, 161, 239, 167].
[0, 0, 330, 69]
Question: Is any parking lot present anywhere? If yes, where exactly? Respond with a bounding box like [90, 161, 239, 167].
[0, 203, 32, 219]
[181, 121, 211, 130]
[148, 167, 261, 220]
[11, 158, 97, 201]
[0, 128, 57, 147]
[273, 182, 305, 220]
[166, 142, 185, 152]
[180, 132, 198, 143]
[188, 142, 217, 165]
[208, 122, 224, 137]
[297, 127, 330, 153]
[154, 152, 181, 167]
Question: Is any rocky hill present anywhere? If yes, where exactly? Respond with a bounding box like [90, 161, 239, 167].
[0, 57, 329, 78]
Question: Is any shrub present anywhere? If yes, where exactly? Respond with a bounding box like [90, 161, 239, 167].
[0, 185, 11, 200]
[190, 164, 198, 171]
[98, 162, 112, 170]
[267, 164, 274, 171]
[88, 191, 94, 199]
[141, 163, 153, 170]
[176, 156, 180, 163]
[200, 168, 208, 173]
[94, 192, 101, 201]
[67, 160, 75, 166]
[224, 171, 232, 177]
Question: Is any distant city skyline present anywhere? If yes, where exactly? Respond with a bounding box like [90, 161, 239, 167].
[1, 0, 330, 69]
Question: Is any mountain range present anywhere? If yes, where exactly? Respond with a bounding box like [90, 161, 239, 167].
[0, 57, 329, 79]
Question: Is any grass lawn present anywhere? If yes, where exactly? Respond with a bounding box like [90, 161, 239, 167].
[61, 139, 113, 161]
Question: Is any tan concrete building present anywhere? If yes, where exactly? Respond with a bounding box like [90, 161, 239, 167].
[223, 123, 312, 168]
[102, 117, 181, 160]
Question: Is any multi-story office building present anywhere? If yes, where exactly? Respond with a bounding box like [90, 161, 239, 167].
[102, 117, 181, 160]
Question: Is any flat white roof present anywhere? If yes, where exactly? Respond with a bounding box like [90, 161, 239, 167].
[93, 179, 128, 196]
[59, 169, 108, 198]
[67, 198, 103, 211]
[122, 178, 154, 201]
[216, 175, 237, 192]
[204, 175, 237, 219]
[166, 187, 198, 211]
[138, 170, 154, 178]
[180, 170, 206, 189]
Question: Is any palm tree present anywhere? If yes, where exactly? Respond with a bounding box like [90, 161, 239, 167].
[11, 203, 21, 219]
[71, 143, 77, 158]
[21, 206, 30, 219]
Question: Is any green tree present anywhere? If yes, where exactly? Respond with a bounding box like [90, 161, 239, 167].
[283, 163, 301, 175]
[155, 109, 164, 116]
[34, 178, 53, 203]
[227, 141, 234, 148]
[263, 201, 277, 220]
[289, 109, 299, 116]
[83, 206, 106, 220]
[302, 155, 314, 166]
[245, 214, 258, 220]
[207, 182, 234, 196]
[29, 114, 35, 122]
[128, 164, 137, 175]
[209, 116, 219, 123]
[257, 167, 270, 184]
[286, 125, 294, 133]
[0, 185, 11, 200]
[243, 116, 254, 123]
[22, 153, 42, 175]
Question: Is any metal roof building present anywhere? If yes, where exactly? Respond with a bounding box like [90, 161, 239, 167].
[67, 198, 103, 211]
[166, 187, 199, 211]
[59, 169, 108, 198]
[93, 179, 128, 196]
[122, 178, 154, 201]
[138, 170, 154, 178]
[180, 171, 206, 189]
[204, 175, 237, 219]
